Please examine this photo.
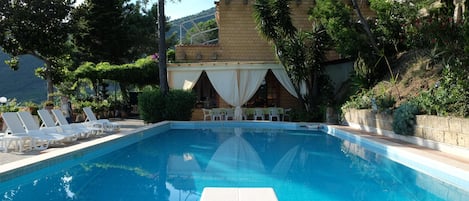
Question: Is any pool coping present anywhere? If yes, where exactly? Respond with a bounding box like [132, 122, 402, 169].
[325, 125, 469, 193]
[0, 121, 166, 182]
[1, 120, 469, 193]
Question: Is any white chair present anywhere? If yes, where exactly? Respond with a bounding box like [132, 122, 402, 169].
[2, 112, 56, 151]
[224, 108, 235, 120]
[202, 108, 212, 121]
[17, 111, 73, 143]
[211, 108, 224, 121]
[253, 108, 265, 120]
[83, 107, 120, 132]
[241, 108, 248, 120]
[52, 109, 101, 136]
[268, 107, 280, 121]
[38, 109, 86, 139]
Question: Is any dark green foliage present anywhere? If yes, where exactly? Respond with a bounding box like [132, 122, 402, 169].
[70, 0, 165, 64]
[138, 88, 196, 123]
[163, 90, 197, 121]
[71, 0, 131, 64]
[0, 0, 75, 98]
[288, 108, 314, 122]
[392, 102, 419, 136]
[74, 57, 159, 86]
[0, 0, 73, 57]
[341, 88, 395, 113]
[254, 0, 335, 119]
[412, 59, 469, 117]
[138, 89, 166, 123]
[310, 0, 366, 58]
[369, 0, 418, 53]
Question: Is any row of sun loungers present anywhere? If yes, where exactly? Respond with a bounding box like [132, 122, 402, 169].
[0, 107, 120, 153]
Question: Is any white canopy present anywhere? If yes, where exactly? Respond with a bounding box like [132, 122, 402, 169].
[168, 62, 298, 120]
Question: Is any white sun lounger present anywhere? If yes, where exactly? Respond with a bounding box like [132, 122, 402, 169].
[37, 109, 85, 139]
[2, 112, 54, 151]
[17, 111, 72, 143]
[51, 109, 101, 136]
[1, 113, 33, 152]
[83, 107, 120, 132]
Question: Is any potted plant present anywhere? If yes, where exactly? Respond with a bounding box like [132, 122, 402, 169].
[23, 101, 39, 115]
[43, 100, 55, 110]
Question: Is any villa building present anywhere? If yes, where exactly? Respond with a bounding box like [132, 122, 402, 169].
[168, 0, 374, 120]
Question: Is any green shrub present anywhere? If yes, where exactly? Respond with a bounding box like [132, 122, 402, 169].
[0, 98, 20, 113]
[341, 90, 373, 111]
[138, 89, 196, 123]
[164, 90, 197, 121]
[412, 60, 469, 117]
[138, 89, 165, 123]
[288, 108, 314, 122]
[392, 102, 419, 136]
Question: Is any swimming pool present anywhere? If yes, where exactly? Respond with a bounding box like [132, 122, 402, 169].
[1, 121, 468, 201]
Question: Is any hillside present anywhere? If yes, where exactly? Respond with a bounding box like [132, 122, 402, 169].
[167, 7, 216, 45]
[0, 51, 47, 103]
[369, 50, 442, 107]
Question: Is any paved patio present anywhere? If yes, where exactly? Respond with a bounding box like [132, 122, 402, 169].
[0, 118, 146, 165]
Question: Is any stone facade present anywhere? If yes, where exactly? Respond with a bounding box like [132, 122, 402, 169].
[176, 0, 375, 62]
[343, 109, 469, 148]
[176, 0, 314, 62]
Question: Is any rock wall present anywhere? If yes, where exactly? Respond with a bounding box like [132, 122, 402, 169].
[343, 109, 469, 149]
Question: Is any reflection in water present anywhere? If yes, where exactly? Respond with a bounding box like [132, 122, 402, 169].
[1, 127, 468, 201]
[60, 173, 75, 199]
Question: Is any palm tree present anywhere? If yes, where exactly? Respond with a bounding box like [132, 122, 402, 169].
[158, 0, 169, 95]
[157, 0, 180, 95]
[254, 0, 333, 113]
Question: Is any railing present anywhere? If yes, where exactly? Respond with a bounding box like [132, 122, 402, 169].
[179, 13, 218, 45]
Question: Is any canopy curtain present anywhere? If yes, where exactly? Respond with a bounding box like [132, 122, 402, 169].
[168, 70, 203, 90]
[271, 68, 299, 98]
[206, 69, 267, 120]
[205, 69, 239, 105]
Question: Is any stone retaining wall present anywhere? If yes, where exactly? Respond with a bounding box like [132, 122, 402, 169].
[343, 109, 469, 149]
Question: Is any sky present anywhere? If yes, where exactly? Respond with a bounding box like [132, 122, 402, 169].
[166, 0, 215, 20]
[74, 0, 215, 20]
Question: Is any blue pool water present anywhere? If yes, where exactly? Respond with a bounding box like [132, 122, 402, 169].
[1, 122, 468, 201]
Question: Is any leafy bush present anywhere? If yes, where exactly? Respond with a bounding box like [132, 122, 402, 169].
[138, 88, 196, 123]
[412, 60, 469, 117]
[138, 89, 165, 123]
[392, 102, 419, 135]
[0, 98, 20, 113]
[164, 90, 197, 121]
[341, 86, 396, 115]
[288, 108, 314, 122]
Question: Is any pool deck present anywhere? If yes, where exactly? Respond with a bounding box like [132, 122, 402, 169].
[0, 118, 146, 165]
[331, 125, 469, 173]
[1, 120, 469, 187]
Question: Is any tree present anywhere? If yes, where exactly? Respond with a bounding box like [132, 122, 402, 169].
[158, 0, 169, 95]
[253, 0, 334, 118]
[155, 0, 180, 96]
[71, 0, 132, 64]
[0, 0, 75, 100]
[70, 0, 169, 102]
